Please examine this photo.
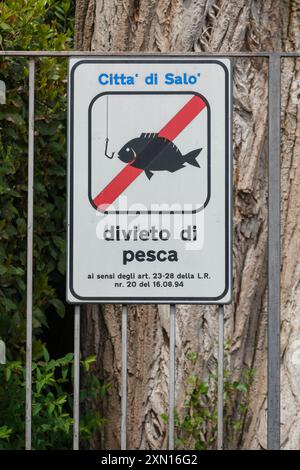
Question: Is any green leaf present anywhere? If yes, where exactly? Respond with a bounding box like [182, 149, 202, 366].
[48, 403, 55, 416]
[0, 425, 12, 440]
[236, 383, 248, 394]
[81, 355, 96, 371]
[3, 112, 24, 126]
[42, 346, 50, 362]
[55, 395, 67, 405]
[49, 298, 65, 318]
[5, 367, 11, 382]
[198, 382, 209, 395]
[161, 413, 169, 423]
[33, 403, 42, 416]
[0, 23, 12, 32]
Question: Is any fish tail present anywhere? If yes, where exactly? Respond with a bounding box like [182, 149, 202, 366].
[184, 148, 202, 167]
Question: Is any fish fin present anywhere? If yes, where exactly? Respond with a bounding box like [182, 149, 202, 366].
[145, 169, 154, 180]
[140, 132, 157, 139]
[169, 164, 185, 172]
[184, 148, 202, 168]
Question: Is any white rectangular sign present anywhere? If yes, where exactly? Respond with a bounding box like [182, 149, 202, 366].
[67, 57, 232, 304]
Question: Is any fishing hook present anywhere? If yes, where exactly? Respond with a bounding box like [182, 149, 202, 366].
[105, 137, 115, 159]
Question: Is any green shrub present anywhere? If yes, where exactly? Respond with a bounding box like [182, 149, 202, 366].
[0, 347, 110, 450]
[0, 0, 74, 359]
[162, 351, 255, 450]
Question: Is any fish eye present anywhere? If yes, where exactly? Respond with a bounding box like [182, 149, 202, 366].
[126, 148, 130, 152]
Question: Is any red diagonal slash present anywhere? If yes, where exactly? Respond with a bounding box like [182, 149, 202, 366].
[93, 95, 206, 211]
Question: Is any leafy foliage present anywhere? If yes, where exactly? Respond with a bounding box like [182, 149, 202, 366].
[172, 351, 254, 450]
[0, 349, 109, 449]
[0, 0, 74, 359]
[0, 1, 111, 452]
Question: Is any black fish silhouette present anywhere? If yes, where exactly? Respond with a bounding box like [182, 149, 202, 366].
[117, 133, 202, 180]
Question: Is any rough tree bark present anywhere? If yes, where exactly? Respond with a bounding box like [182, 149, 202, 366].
[75, 0, 300, 450]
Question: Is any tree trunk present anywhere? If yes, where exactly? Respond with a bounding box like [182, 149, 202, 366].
[75, 0, 300, 450]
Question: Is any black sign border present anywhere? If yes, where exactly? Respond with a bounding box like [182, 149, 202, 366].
[68, 58, 231, 304]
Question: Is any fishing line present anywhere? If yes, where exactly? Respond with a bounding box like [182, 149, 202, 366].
[105, 95, 114, 159]
[106, 95, 108, 140]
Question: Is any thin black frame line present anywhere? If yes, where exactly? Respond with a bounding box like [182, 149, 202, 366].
[68, 58, 231, 304]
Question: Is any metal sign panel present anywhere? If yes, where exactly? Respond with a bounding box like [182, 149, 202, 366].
[67, 57, 232, 304]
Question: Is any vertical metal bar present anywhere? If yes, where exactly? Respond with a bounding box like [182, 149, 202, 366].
[25, 58, 35, 451]
[268, 53, 281, 450]
[169, 304, 176, 450]
[73, 305, 80, 450]
[217, 305, 224, 450]
[121, 305, 128, 450]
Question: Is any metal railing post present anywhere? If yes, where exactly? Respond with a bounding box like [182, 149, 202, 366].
[73, 306, 80, 450]
[25, 58, 35, 451]
[169, 304, 176, 450]
[268, 53, 281, 450]
[217, 305, 224, 450]
[121, 305, 128, 450]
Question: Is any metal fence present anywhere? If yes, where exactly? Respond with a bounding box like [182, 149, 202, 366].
[0, 50, 291, 451]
